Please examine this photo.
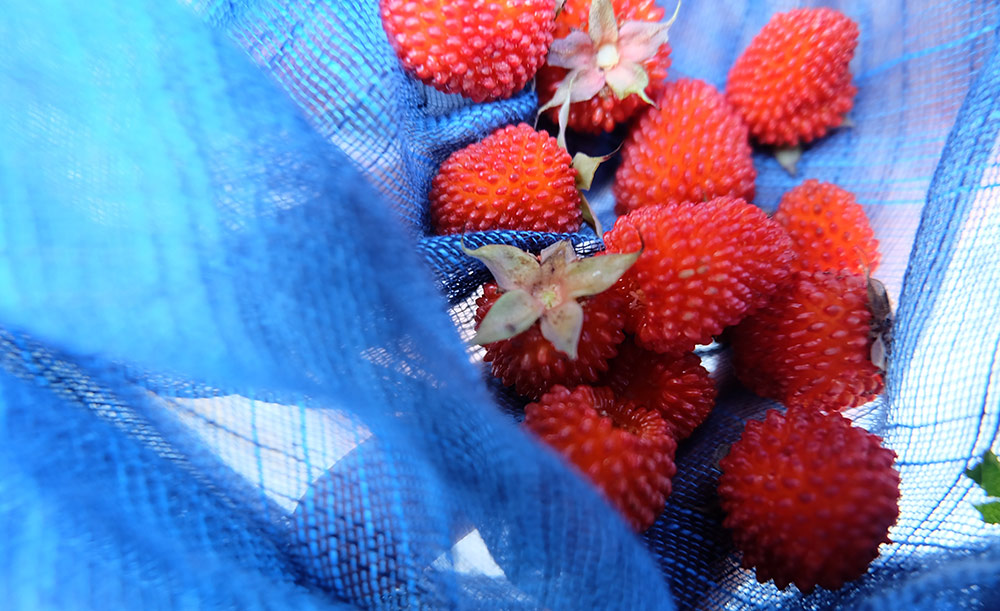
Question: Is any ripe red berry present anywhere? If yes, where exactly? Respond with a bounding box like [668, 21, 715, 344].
[614, 79, 756, 216]
[774, 180, 881, 275]
[536, 0, 672, 133]
[603, 339, 716, 441]
[525, 385, 677, 531]
[380, 0, 556, 102]
[719, 409, 900, 592]
[730, 270, 884, 412]
[726, 8, 859, 146]
[603, 197, 794, 356]
[429, 124, 582, 235]
[476, 283, 625, 398]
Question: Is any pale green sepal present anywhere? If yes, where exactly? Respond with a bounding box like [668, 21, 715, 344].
[539, 300, 585, 359]
[473, 290, 545, 345]
[462, 242, 540, 292]
[605, 61, 650, 102]
[540, 240, 577, 266]
[578, 193, 603, 236]
[572, 151, 613, 191]
[562, 250, 639, 299]
[588, 0, 619, 48]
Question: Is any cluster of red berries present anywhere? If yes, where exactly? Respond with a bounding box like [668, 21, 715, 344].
[382, 0, 899, 595]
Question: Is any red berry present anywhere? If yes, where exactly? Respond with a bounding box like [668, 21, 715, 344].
[536, 0, 671, 133]
[730, 270, 884, 412]
[476, 283, 626, 399]
[726, 8, 859, 146]
[429, 124, 582, 234]
[603, 339, 716, 441]
[774, 180, 881, 275]
[603, 197, 794, 355]
[380, 0, 556, 102]
[525, 385, 677, 531]
[719, 409, 900, 592]
[614, 79, 756, 216]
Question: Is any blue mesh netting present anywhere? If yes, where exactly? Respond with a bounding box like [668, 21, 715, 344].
[1, 0, 999, 609]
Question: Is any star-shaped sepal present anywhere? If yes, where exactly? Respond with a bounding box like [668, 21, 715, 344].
[464, 240, 639, 359]
[539, 0, 680, 142]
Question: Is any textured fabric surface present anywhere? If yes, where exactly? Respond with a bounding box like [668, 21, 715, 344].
[1, 0, 999, 609]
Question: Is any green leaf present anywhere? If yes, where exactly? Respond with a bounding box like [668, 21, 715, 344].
[966, 450, 1000, 497]
[974, 501, 1000, 524]
[473, 289, 544, 345]
[966, 451, 1000, 524]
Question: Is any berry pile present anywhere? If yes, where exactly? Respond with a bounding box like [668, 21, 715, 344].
[383, 0, 900, 594]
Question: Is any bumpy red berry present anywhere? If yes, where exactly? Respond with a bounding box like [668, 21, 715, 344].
[525, 385, 677, 531]
[614, 79, 756, 215]
[730, 270, 884, 412]
[719, 409, 900, 592]
[476, 283, 625, 398]
[603, 339, 716, 440]
[726, 8, 859, 146]
[536, 0, 672, 133]
[603, 198, 794, 355]
[380, 0, 556, 102]
[429, 124, 581, 235]
[774, 180, 880, 275]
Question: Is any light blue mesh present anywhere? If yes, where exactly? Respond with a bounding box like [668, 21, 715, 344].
[0, 0, 998, 609]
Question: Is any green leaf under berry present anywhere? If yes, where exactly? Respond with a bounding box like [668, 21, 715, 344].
[966, 450, 1000, 524]
[975, 501, 1000, 524]
[966, 450, 1000, 497]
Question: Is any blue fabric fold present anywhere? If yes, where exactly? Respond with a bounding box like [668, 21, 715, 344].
[1, 0, 999, 608]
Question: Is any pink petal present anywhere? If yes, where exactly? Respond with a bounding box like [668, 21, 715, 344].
[569, 67, 607, 102]
[617, 20, 671, 64]
[547, 31, 597, 71]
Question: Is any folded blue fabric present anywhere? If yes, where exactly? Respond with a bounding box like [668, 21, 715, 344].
[1, 0, 998, 608]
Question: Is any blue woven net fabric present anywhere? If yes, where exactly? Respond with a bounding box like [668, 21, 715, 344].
[1, 0, 999, 608]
